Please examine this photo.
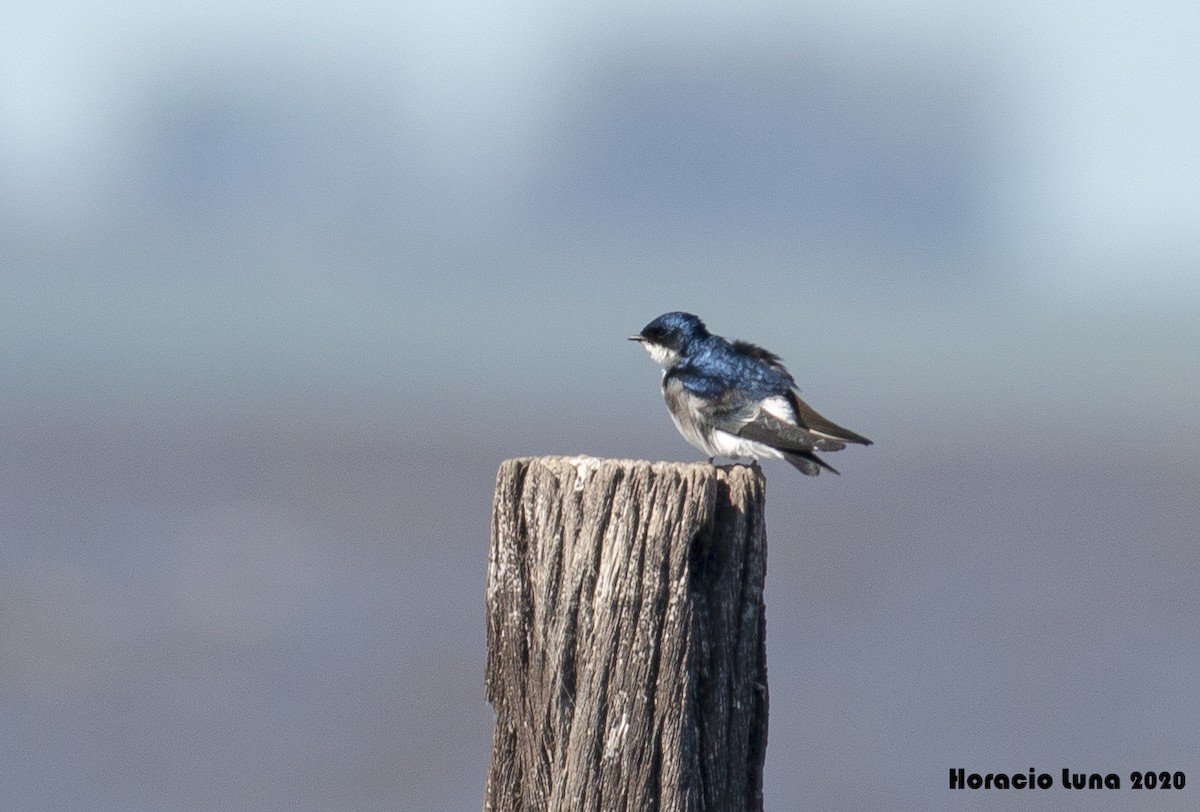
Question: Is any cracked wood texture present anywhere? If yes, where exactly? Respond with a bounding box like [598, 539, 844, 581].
[485, 456, 768, 812]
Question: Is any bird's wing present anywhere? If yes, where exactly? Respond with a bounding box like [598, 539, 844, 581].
[731, 400, 850, 453]
[669, 371, 848, 453]
[785, 391, 873, 446]
[725, 341, 871, 446]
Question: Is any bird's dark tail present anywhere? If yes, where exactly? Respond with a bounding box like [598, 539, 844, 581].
[783, 450, 840, 476]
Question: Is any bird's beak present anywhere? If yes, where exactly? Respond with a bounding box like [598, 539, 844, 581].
[628, 335, 644, 342]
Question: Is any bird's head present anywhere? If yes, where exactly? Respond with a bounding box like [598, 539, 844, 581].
[629, 311, 709, 366]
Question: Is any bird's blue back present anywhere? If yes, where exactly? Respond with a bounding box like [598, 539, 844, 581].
[675, 334, 796, 401]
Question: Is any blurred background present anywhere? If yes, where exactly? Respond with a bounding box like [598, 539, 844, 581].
[3, 2, 1198, 810]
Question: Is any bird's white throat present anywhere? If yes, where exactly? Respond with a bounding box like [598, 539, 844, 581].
[641, 342, 679, 366]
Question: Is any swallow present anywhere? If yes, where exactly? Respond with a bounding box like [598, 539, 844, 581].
[631, 311, 871, 475]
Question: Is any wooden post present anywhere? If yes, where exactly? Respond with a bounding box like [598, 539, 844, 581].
[485, 456, 768, 812]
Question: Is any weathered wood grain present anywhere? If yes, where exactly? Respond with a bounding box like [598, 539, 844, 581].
[485, 456, 768, 812]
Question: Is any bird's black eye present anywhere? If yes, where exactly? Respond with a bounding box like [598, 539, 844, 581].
[644, 326, 666, 341]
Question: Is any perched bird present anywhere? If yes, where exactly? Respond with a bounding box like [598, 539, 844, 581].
[630, 311, 872, 475]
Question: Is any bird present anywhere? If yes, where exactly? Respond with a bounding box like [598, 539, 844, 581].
[630, 311, 872, 475]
